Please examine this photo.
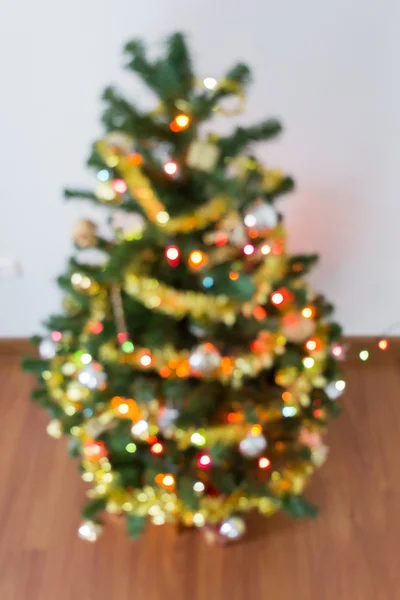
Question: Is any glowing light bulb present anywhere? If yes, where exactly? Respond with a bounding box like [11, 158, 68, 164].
[243, 244, 255, 256]
[140, 353, 152, 367]
[118, 403, 130, 415]
[89, 321, 104, 335]
[81, 353, 92, 365]
[112, 179, 128, 194]
[126, 443, 137, 453]
[174, 114, 190, 129]
[332, 345, 343, 358]
[189, 250, 207, 269]
[359, 350, 369, 361]
[302, 307, 314, 319]
[164, 161, 178, 176]
[202, 276, 214, 288]
[250, 424, 262, 436]
[151, 442, 164, 455]
[271, 292, 284, 306]
[303, 357, 315, 369]
[97, 169, 110, 181]
[259, 457, 271, 469]
[121, 341, 134, 353]
[261, 244, 271, 255]
[282, 406, 297, 417]
[51, 331, 62, 342]
[198, 454, 211, 468]
[156, 211, 170, 225]
[191, 432, 206, 446]
[244, 214, 257, 227]
[306, 339, 317, 352]
[378, 339, 388, 351]
[229, 271, 239, 281]
[193, 481, 205, 492]
[335, 380, 346, 392]
[162, 474, 175, 487]
[203, 77, 218, 90]
[165, 245, 180, 262]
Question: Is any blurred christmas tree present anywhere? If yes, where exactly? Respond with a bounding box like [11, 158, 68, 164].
[23, 32, 345, 544]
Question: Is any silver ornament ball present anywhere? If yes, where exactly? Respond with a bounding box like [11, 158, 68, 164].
[78, 362, 107, 390]
[239, 432, 267, 457]
[39, 338, 57, 360]
[244, 201, 278, 231]
[324, 380, 346, 400]
[189, 343, 221, 374]
[219, 516, 246, 540]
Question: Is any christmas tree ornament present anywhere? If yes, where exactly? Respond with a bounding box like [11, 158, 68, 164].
[72, 219, 98, 248]
[186, 140, 220, 172]
[189, 343, 221, 374]
[157, 407, 179, 432]
[78, 520, 103, 542]
[219, 516, 246, 541]
[282, 312, 316, 342]
[39, 337, 57, 360]
[95, 181, 117, 203]
[244, 201, 278, 232]
[78, 362, 107, 390]
[324, 379, 346, 400]
[239, 431, 267, 457]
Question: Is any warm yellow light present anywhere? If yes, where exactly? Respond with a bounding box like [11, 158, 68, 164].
[118, 403, 129, 415]
[175, 114, 190, 128]
[164, 161, 178, 175]
[250, 424, 262, 436]
[190, 251, 204, 264]
[302, 307, 314, 319]
[306, 339, 317, 352]
[140, 353, 152, 367]
[162, 474, 175, 487]
[261, 244, 271, 255]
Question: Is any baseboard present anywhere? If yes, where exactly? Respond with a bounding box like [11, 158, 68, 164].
[1, 336, 399, 361]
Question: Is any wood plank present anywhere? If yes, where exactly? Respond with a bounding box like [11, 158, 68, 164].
[0, 354, 399, 599]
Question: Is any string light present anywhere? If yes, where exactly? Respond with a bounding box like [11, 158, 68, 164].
[164, 161, 178, 176]
[112, 179, 128, 194]
[156, 211, 170, 225]
[117, 403, 130, 415]
[303, 357, 315, 369]
[191, 432, 206, 446]
[305, 339, 318, 352]
[271, 292, 284, 306]
[51, 331, 62, 342]
[359, 350, 369, 361]
[261, 244, 271, 255]
[302, 307, 314, 319]
[332, 345, 343, 358]
[229, 271, 239, 281]
[244, 215, 257, 227]
[131, 420, 149, 437]
[151, 442, 164, 455]
[81, 353, 92, 365]
[162, 474, 175, 487]
[282, 406, 297, 417]
[117, 332, 129, 344]
[165, 245, 180, 267]
[203, 77, 218, 90]
[89, 321, 104, 335]
[253, 306, 267, 320]
[97, 169, 110, 182]
[172, 114, 190, 130]
[121, 340, 134, 353]
[378, 339, 389, 351]
[126, 443, 137, 453]
[140, 352, 152, 367]
[202, 276, 214, 288]
[335, 380, 346, 392]
[193, 481, 205, 492]
[188, 250, 207, 269]
[198, 454, 212, 468]
[250, 424, 263, 436]
[243, 244, 255, 256]
[258, 457, 271, 469]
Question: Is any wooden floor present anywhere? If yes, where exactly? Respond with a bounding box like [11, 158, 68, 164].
[0, 355, 399, 600]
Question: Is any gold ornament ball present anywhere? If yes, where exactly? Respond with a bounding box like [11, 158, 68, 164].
[282, 313, 316, 343]
[72, 219, 98, 248]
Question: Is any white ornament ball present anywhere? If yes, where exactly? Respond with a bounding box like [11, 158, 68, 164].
[78, 362, 107, 390]
[239, 432, 267, 457]
[219, 516, 246, 541]
[189, 343, 221, 374]
[39, 338, 57, 360]
[282, 313, 316, 343]
[244, 201, 278, 231]
[324, 380, 346, 400]
[157, 407, 179, 433]
[78, 520, 103, 542]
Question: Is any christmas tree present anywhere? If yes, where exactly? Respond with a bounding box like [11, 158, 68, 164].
[23, 32, 345, 544]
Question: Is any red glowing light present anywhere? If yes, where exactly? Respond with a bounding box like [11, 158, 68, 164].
[165, 245, 180, 263]
[51, 331, 62, 342]
[215, 232, 228, 246]
[243, 244, 255, 256]
[313, 409, 324, 419]
[198, 454, 211, 468]
[117, 332, 128, 344]
[90, 321, 104, 335]
[112, 179, 128, 194]
[84, 440, 106, 460]
[258, 457, 271, 469]
[378, 339, 389, 351]
[151, 442, 164, 455]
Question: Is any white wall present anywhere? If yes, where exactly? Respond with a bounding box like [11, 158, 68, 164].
[0, 0, 398, 336]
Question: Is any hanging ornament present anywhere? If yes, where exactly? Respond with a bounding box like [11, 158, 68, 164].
[239, 430, 267, 458]
[72, 219, 98, 248]
[39, 337, 57, 360]
[189, 343, 221, 374]
[78, 362, 107, 390]
[78, 520, 103, 542]
[218, 516, 246, 541]
[157, 407, 179, 433]
[282, 312, 316, 343]
[244, 200, 278, 232]
[324, 380, 346, 400]
[186, 141, 220, 172]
